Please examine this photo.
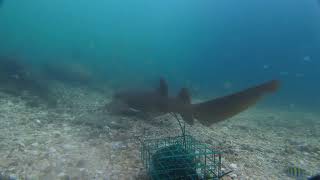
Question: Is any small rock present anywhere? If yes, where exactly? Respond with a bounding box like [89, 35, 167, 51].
[299, 160, 306, 165]
[221, 176, 232, 180]
[79, 168, 86, 172]
[58, 172, 66, 177]
[63, 126, 71, 131]
[53, 131, 61, 138]
[71, 176, 80, 180]
[76, 159, 86, 168]
[8, 167, 15, 171]
[0, 159, 12, 167]
[17, 141, 26, 148]
[230, 163, 238, 170]
[62, 144, 74, 150]
[7, 100, 14, 106]
[31, 142, 39, 147]
[108, 121, 128, 129]
[49, 147, 57, 154]
[30, 150, 40, 156]
[38, 159, 52, 173]
[60, 175, 70, 180]
[111, 141, 127, 150]
[110, 154, 116, 160]
[230, 173, 237, 178]
[95, 170, 103, 174]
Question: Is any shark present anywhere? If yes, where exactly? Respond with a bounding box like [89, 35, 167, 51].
[106, 78, 280, 126]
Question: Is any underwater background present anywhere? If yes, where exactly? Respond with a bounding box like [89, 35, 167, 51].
[0, 0, 320, 179]
[1, 0, 320, 109]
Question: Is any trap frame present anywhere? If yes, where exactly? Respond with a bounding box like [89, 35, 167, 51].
[141, 113, 230, 180]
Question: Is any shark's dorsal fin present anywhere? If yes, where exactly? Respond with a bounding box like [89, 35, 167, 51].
[158, 78, 168, 97]
[192, 80, 280, 126]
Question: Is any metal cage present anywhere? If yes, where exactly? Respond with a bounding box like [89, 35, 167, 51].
[141, 134, 226, 180]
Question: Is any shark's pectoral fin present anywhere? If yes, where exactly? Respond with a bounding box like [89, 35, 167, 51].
[175, 88, 194, 125]
[192, 80, 280, 126]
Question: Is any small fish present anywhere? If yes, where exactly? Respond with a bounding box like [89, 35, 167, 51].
[280, 71, 289, 76]
[286, 167, 308, 179]
[309, 173, 320, 180]
[295, 73, 305, 78]
[223, 81, 233, 89]
[88, 40, 96, 49]
[289, 103, 295, 109]
[263, 64, 270, 69]
[303, 56, 312, 62]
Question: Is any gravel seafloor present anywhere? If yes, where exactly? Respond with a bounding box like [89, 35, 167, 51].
[0, 85, 319, 180]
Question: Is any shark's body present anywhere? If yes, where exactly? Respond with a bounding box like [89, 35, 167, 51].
[106, 78, 279, 126]
[106, 79, 169, 115]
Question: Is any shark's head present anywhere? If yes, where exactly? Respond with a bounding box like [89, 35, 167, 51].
[107, 78, 170, 115]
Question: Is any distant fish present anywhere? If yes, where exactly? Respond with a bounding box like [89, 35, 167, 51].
[144, 58, 154, 65]
[263, 64, 270, 69]
[289, 103, 295, 109]
[295, 73, 305, 78]
[223, 81, 232, 89]
[303, 56, 312, 62]
[88, 40, 96, 49]
[280, 71, 289, 76]
[285, 166, 308, 179]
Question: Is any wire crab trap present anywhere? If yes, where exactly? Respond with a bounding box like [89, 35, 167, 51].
[141, 114, 230, 180]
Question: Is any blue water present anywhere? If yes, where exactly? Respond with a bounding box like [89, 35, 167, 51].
[0, 0, 320, 109]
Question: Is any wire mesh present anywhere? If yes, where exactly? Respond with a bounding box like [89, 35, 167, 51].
[141, 134, 225, 180]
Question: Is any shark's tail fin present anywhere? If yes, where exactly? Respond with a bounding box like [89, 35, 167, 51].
[176, 88, 194, 125]
[193, 80, 280, 126]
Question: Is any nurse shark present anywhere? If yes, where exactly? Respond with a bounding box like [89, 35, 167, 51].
[106, 78, 280, 126]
